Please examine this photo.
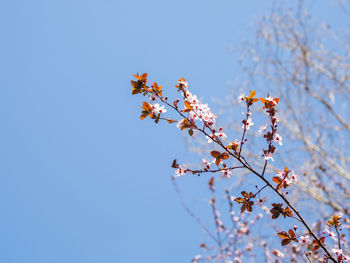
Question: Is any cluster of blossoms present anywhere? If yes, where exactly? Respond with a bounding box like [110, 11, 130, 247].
[238, 92, 283, 163]
[177, 78, 217, 128]
[272, 167, 297, 193]
[132, 73, 347, 263]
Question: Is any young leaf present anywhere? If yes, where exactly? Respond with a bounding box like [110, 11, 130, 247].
[184, 100, 192, 109]
[210, 151, 221, 158]
[278, 231, 289, 239]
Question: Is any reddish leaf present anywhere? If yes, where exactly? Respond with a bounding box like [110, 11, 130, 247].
[142, 101, 152, 112]
[234, 197, 244, 204]
[221, 152, 229, 160]
[278, 231, 289, 239]
[247, 90, 256, 99]
[272, 176, 282, 184]
[210, 151, 221, 158]
[288, 229, 296, 238]
[281, 238, 292, 246]
[184, 100, 192, 109]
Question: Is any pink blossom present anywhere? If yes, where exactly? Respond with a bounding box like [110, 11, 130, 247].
[221, 169, 232, 179]
[192, 254, 201, 263]
[264, 153, 274, 161]
[176, 119, 185, 129]
[202, 158, 211, 170]
[148, 93, 157, 102]
[324, 228, 337, 240]
[175, 166, 187, 177]
[258, 124, 268, 134]
[273, 249, 285, 258]
[273, 133, 283, 146]
[242, 117, 254, 130]
[298, 235, 310, 248]
[238, 94, 245, 103]
[151, 103, 167, 114]
[206, 134, 216, 143]
[215, 127, 227, 139]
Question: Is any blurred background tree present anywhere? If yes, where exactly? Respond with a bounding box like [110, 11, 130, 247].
[176, 1, 350, 262]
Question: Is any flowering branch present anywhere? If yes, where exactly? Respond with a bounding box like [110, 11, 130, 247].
[131, 73, 346, 262]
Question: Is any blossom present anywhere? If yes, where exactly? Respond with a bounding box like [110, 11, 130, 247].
[276, 169, 297, 185]
[186, 92, 199, 105]
[258, 124, 268, 134]
[180, 89, 217, 126]
[151, 103, 167, 114]
[244, 243, 253, 252]
[332, 248, 348, 261]
[264, 153, 274, 161]
[324, 228, 337, 240]
[175, 166, 187, 176]
[290, 170, 297, 183]
[202, 158, 211, 170]
[242, 117, 254, 130]
[298, 235, 310, 248]
[273, 133, 283, 146]
[148, 93, 157, 102]
[189, 111, 199, 121]
[238, 94, 245, 103]
[215, 128, 227, 139]
[192, 254, 201, 263]
[272, 249, 285, 258]
[221, 169, 232, 179]
[256, 197, 267, 206]
[206, 134, 216, 143]
[176, 119, 185, 129]
[265, 95, 278, 106]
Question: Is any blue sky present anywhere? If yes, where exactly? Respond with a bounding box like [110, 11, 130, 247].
[0, 1, 347, 262]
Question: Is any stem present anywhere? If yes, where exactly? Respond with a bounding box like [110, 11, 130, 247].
[238, 104, 250, 158]
[335, 226, 342, 251]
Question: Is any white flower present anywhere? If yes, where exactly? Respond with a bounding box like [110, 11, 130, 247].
[258, 124, 268, 134]
[242, 117, 254, 130]
[273, 249, 285, 258]
[192, 254, 201, 263]
[290, 171, 297, 183]
[264, 153, 274, 161]
[151, 103, 166, 114]
[215, 128, 227, 139]
[273, 133, 283, 146]
[324, 228, 337, 240]
[148, 93, 157, 102]
[238, 94, 245, 103]
[175, 166, 187, 177]
[176, 119, 185, 129]
[206, 135, 216, 143]
[221, 169, 232, 179]
[265, 95, 277, 105]
[332, 248, 343, 255]
[202, 158, 211, 169]
[299, 235, 310, 248]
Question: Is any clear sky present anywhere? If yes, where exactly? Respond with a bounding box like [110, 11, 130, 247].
[0, 1, 347, 262]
